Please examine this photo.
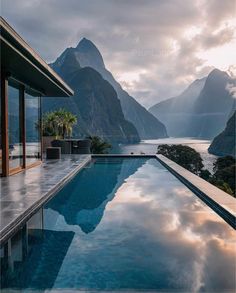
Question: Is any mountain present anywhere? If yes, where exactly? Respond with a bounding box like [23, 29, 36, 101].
[188, 69, 236, 138]
[208, 111, 236, 157]
[149, 69, 235, 138]
[43, 48, 140, 143]
[149, 77, 206, 137]
[194, 69, 233, 113]
[61, 38, 167, 139]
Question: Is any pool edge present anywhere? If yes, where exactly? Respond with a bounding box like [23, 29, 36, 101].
[156, 154, 236, 230]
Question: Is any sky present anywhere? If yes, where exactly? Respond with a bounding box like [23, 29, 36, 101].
[2, 0, 236, 108]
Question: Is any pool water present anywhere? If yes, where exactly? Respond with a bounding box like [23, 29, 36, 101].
[2, 157, 236, 292]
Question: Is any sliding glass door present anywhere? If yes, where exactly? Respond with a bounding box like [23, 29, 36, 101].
[3, 79, 42, 175]
[25, 89, 41, 166]
[0, 81, 2, 175]
[8, 80, 23, 172]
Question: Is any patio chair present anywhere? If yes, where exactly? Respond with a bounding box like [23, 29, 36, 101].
[72, 139, 91, 154]
[51, 140, 71, 154]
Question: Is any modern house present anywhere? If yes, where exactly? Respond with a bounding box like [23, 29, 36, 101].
[0, 17, 74, 177]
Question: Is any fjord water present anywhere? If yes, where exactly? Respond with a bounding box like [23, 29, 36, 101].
[114, 138, 218, 172]
[2, 158, 235, 292]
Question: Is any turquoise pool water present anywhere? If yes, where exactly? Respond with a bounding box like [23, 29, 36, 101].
[1, 157, 236, 292]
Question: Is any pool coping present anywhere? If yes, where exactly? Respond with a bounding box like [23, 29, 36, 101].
[0, 155, 91, 246]
[1, 153, 235, 246]
[155, 154, 236, 229]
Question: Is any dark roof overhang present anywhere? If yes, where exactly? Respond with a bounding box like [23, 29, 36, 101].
[0, 17, 74, 97]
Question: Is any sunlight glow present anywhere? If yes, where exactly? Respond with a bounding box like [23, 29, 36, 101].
[197, 40, 236, 71]
[117, 70, 147, 88]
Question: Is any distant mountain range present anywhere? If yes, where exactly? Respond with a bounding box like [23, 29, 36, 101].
[149, 69, 236, 139]
[43, 38, 167, 142]
[208, 111, 236, 157]
[43, 38, 235, 144]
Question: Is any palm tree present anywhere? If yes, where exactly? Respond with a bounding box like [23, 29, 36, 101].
[42, 109, 77, 138]
[61, 110, 77, 138]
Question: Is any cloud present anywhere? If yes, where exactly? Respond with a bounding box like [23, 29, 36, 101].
[227, 65, 236, 78]
[199, 27, 235, 49]
[1, 0, 236, 107]
[226, 83, 236, 98]
[225, 65, 236, 98]
[203, 0, 236, 26]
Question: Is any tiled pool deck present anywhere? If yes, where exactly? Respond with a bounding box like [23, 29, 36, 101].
[0, 155, 91, 244]
[0, 154, 235, 245]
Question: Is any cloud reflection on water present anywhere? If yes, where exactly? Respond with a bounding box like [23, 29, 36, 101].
[51, 158, 236, 291]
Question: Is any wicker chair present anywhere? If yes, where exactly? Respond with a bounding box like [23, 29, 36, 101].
[72, 139, 91, 154]
[51, 140, 71, 154]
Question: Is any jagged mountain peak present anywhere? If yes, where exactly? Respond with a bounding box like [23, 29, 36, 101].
[52, 38, 105, 74]
[50, 47, 80, 80]
[75, 37, 105, 70]
[200, 69, 235, 99]
[209, 68, 229, 77]
[77, 37, 96, 49]
[149, 68, 234, 138]
[205, 68, 230, 85]
[187, 69, 234, 112]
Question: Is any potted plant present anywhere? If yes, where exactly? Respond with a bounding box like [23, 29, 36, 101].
[41, 109, 77, 152]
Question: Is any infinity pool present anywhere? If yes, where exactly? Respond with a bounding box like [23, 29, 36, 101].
[2, 157, 236, 292]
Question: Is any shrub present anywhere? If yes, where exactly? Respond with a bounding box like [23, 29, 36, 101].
[87, 136, 112, 154]
[157, 144, 204, 175]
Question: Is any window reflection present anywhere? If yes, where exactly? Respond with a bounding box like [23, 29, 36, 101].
[8, 81, 23, 170]
[25, 89, 41, 165]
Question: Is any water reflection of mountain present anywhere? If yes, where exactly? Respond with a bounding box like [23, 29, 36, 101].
[46, 158, 147, 233]
[1, 229, 74, 290]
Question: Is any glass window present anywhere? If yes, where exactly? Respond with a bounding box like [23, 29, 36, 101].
[0, 80, 2, 175]
[25, 89, 41, 165]
[8, 81, 23, 170]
